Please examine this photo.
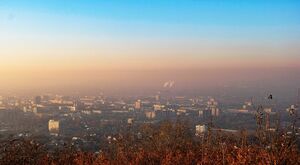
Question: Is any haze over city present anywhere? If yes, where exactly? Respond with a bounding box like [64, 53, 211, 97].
[1, 1, 300, 164]
[1, 0, 300, 95]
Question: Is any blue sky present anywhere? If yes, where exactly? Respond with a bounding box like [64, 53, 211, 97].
[2, 0, 300, 25]
[1, 0, 300, 92]
[0, 0, 300, 67]
[1, 0, 300, 40]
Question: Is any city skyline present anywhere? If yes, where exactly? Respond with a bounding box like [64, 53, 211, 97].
[0, 1, 300, 164]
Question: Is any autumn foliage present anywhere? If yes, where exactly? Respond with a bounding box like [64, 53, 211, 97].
[0, 121, 299, 165]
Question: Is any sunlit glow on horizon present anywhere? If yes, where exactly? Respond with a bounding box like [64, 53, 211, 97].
[0, 0, 300, 92]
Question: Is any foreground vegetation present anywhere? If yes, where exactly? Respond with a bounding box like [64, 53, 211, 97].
[0, 119, 299, 165]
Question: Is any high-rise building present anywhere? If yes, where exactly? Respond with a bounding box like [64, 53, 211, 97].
[127, 118, 134, 124]
[69, 105, 76, 112]
[145, 111, 156, 119]
[211, 108, 220, 117]
[207, 98, 220, 117]
[135, 100, 141, 110]
[199, 110, 204, 117]
[195, 125, 207, 136]
[48, 120, 60, 136]
[153, 104, 162, 111]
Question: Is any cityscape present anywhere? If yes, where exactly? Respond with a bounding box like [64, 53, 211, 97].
[1, 0, 300, 164]
[0, 88, 299, 152]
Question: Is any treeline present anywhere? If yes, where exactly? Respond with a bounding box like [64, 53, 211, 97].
[0, 120, 299, 165]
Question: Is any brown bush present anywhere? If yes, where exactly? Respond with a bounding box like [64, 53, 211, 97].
[0, 121, 299, 165]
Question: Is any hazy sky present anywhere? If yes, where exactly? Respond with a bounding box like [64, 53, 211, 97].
[0, 0, 300, 94]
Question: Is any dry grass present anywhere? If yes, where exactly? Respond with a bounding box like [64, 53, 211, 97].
[0, 120, 299, 165]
